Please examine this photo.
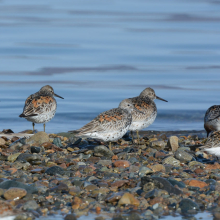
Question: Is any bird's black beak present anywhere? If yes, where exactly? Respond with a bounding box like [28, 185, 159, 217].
[156, 96, 168, 102]
[54, 93, 64, 99]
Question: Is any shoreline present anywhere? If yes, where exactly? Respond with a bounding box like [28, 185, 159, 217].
[0, 129, 217, 220]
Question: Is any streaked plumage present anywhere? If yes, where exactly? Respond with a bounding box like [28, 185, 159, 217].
[121, 87, 168, 143]
[19, 85, 64, 132]
[199, 130, 220, 157]
[70, 99, 142, 150]
[204, 105, 220, 137]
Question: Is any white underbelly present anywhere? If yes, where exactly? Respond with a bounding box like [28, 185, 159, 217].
[129, 114, 156, 131]
[25, 110, 56, 124]
[83, 125, 129, 142]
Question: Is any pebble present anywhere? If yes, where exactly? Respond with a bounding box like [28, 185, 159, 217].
[4, 187, 27, 200]
[118, 192, 140, 206]
[113, 160, 130, 168]
[30, 146, 41, 153]
[162, 156, 181, 166]
[150, 140, 166, 150]
[94, 145, 114, 158]
[45, 166, 65, 176]
[167, 136, 179, 152]
[26, 131, 50, 145]
[0, 137, 6, 145]
[179, 198, 199, 214]
[174, 149, 194, 162]
[0, 129, 217, 220]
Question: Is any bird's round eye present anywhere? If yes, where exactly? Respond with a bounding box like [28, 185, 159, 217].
[127, 104, 130, 106]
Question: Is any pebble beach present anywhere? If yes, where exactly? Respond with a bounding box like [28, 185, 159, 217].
[0, 129, 220, 220]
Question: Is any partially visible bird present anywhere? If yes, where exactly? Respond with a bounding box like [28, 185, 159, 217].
[70, 99, 143, 150]
[204, 105, 220, 137]
[19, 85, 64, 132]
[125, 87, 168, 144]
[199, 130, 220, 157]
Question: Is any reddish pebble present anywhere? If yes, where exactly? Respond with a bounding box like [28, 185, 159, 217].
[185, 179, 208, 188]
[113, 160, 130, 168]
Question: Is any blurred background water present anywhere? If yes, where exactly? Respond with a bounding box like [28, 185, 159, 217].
[0, 0, 220, 133]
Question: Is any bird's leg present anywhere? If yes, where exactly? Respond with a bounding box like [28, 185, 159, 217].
[137, 130, 140, 145]
[32, 123, 35, 133]
[109, 142, 112, 151]
[131, 131, 134, 144]
[43, 123, 46, 132]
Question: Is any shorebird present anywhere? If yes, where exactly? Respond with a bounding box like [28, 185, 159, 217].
[70, 99, 143, 150]
[125, 87, 168, 144]
[204, 105, 220, 137]
[19, 85, 64, 132]
[199, 130, 220, 157]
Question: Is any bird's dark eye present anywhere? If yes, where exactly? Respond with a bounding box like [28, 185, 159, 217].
[127, 104, 130, 106]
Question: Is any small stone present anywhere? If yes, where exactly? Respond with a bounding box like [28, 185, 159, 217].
[7, 153, 21, 162]
[150, 164, 165, 172]
[113, 160, 130, 168]
[4, 187, 27, 200]
[139, 166, 153, 176]
[64, 214, 77, 220]
[0, 180, 38, 194]
[94, 145, 114, 158]
[0, 138, 6, 145]
[162, 156, 180, 166]
[174, 150, 194, 162]
[118, 192, 140, 206]
[23, 200, 39, 210]
[53, 137, 62, 147]
[150, 141, 166, 150]
[179, 198, 199, 214]
[185, 179, 208, 188]
[111, 180, 129, 188]
[30, 146, 41, 153]
[45, 166, 65, 176]
[167, 136, 179, 152]
[26, 131, 50, 145]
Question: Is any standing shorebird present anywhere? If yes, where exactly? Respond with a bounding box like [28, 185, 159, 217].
[204, 105, 220, 137]
[125, 87, 168, 144]
[19, 85, 64, 132]
[70, 99, 143, 150]
[199, 130, 220, 157]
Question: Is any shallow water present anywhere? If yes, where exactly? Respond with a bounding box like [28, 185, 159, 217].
[1, 0, 220, 133]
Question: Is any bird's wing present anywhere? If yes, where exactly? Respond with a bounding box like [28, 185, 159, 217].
[74, 108, 130, 135]
[20, 94, 55, 117]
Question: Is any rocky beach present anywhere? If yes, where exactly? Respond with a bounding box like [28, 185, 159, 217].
[0, 129, 219, 220]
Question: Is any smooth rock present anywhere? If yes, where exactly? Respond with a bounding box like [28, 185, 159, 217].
[64, 214, 77, 220]
[45, 166, 65, 176]
[118, 192, 140, 206]
[94, 145, 114, 158]
[174, 150, 194, 162]
[0, 138, 6, 145]
[8, 153, 21, 162]
[4, 187, 27, 200]
[139, 166, 153, 176]
[167, 136, 179, 152]
[150, 164, 165, 172]
[0, 180, 38, 194]
[162, 156, 180, 166]
[150, 141, 166, 150]
[23, 200, 39, 210]
[185, 179, 208, 188]
[179, 198, 199, 214]
[30, 146, 41, 153]
[113, 160, 130, 168]
[53, 137, 62, 147]
[26, 131, 50, 145]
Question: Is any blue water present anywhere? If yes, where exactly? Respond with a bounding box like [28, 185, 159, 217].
[0, 0, 220, 133]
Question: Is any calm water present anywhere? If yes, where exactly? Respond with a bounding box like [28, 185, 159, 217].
[1, 0, 220, 133]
